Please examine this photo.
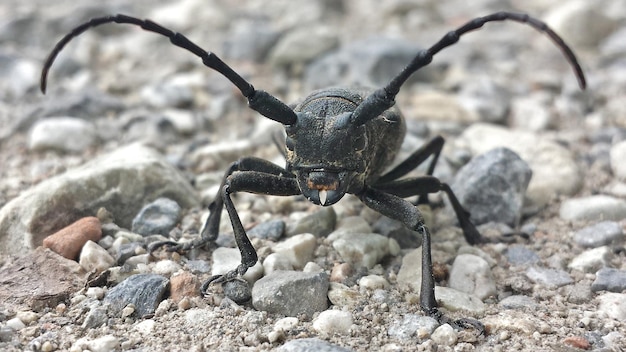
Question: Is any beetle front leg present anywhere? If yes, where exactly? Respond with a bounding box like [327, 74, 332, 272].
[149, 157, 293, 254]
[206, 171, 300, 285]
[358, 187, 484, 333]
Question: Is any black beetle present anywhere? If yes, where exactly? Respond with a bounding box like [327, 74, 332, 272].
[41, 12, 586, 326]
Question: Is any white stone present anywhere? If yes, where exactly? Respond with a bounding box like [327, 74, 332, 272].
[430, 323, 458, 346]
[560, 195, 626, 221]
[133, 319, 156, 335]
[263, 253, 293, 275]
[273, 233, 317, 269]
[449, 254, 496, 300]
[152, 260, 182, 276]
[29, 117, 97, 153]
[211, 247, 263, 283]
[597, 292, 626, 321]
[274, 317, 299, 332]
[358, 275, 389, 290]
[79, 240, 115, 273]
[5, 317, 26, 330]
[610, 140, 626, 181]
[332, 232, 391, 269]
[312, 310, 353, 335]
[568, 246, 611, 273]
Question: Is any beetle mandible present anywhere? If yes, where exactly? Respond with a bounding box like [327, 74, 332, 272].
[40, 12, 587, 325]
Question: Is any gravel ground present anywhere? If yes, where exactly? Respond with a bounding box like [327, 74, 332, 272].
[1, 0, 625, 351]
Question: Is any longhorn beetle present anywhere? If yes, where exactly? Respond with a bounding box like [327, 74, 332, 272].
[41, 12, 586, 327]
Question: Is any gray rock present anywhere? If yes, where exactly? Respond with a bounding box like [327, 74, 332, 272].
[248, 219, 285, 241]
[451, 147, 532, 226]
[525, 266, 573, 288]
[277, 338, 352, 352]
[269, 26, 338, 66]
[223, 279, 252, 304]
[104, 274, 169, 318]
[610, 140, 626, 181]
[222, 20, 280, 62]
[131, 198, 182, 236]
[82, 307, 108, 329]
[387, 314, 439, 340]
[252, 270, 329, 317]
[457, 123, 582, 208]
[505, 245, 541, 266]
[0, 143, 200, 257]
[330, 232, 394, 269]
[568, 246, 611, 273]
[434, 286, 486, 314]
[286, 207, 336, 237]
[560, 196, 626, 222]
[498, 295, 537, 310]
[28, 117, 98, 153]
[449, 254, 496, 300]
[572, 221, 624, 248]
[115, 242, 145, 265]
[456, 76, 511, 124]
[596, 292, 626, 321]
[546, 0, 618, 49]
[591, 268, 626, 293]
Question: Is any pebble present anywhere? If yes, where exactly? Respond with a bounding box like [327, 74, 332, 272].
[591, 268, 626, 293]
[451, 147, 532, 226]
[358, 275, 389, 290]
[396, 247, 423, 293]
[0, 144, 200, 257]
[263, 253, 294, 274]
[251, 270, 329, 317]
[5, 317, 26, 330]
[372, 216, 422, 248]
[596, 292, 626, 321]
[456, 76, 510, 124]
[434, 286, 486, 314]
[169, 271, 199, 303]
[82, 307, 108, 329]
[449, 254, 496, 300]
[133, 319, 156, 335]
[152, 259, 182, 277]
[546, 0, 618, 49]
[505, 245, 541, 266]
[268, 26, 338, 66]
[85, 287, 105, 300]
[330, 262, 354, 283]
[248, 219, 285, 241]
[223, 279, 252, 304]
[331, 232, 394, 269]
[498, 295, 537, 310]
[568, 246, 611, 273]
[28, 117, 97, 153]
[430, 323, 458, 346]
[387, 314, 439, 340]
[327, 282, 360, 307]
[131, 197, 182, 236]
[272, 233, 317, 269]
[211, 247, 264, 283]
[277, 338, 352, 352]
[525, 266, 573, 288]
[610, 140, 626, 180]
[79, 240, 116, 273]
[286, 207, 336, 238]
[560, 195, 626, 222]
[312, 310, 353, 335]
[73, 335, 120, 352]
[103, 274, 169, 318]
[572, 221, 624, 248]
[42, 216, 102, 260]
[223, 20, 280, 62]
[274, 317, 299, 332]
[457, 123, 582, 208]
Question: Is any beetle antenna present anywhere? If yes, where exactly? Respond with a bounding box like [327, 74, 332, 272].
[351, 11, 587, 127]
[40, 14, 296, 125]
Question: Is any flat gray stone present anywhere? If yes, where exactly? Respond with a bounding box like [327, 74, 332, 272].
[104, 274, 169, 318]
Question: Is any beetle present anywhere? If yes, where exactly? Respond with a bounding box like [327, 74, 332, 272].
[41, 12, 586, 326]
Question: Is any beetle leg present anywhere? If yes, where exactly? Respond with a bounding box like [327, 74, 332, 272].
[149, 157, 294, 254]
[377, 135, 444, 184]
[204, 171, 300, 286]
[358, 186, 484, 333]
[374, 176, 481, 245]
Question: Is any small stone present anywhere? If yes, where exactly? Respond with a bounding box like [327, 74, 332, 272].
[273, 233, 317, 269]
[269, 26, 338, 66]
[286, 207, 336, 237]
[397, 247, 422, 293]
[82, 335, 120, 352]
[16, 311, 38, 324]
[597, 292, 626, 321]
[82, 307, 107, 329]
[303, 262, 324, 273]
[331, 232, 392, 269]
[223, 279, 252, 304]
[563, 336, 591, 350]
[277, 338, 351, 352]
[85, 287, 105, 300]
[248, 219, 285, 241]
[6, 317, 26, 330]
[451, 147, 532, 226]
[133, 319, 156, 335]
[387, 314, 438, 340]
[526, 266, 573, 288]
[312, 310, 353, 335]
[211, 247, 263, 283]
[152, 260, 182, 277]
[591, 268, 626, 293]
[28, 117, 97, 153]
[43, 217, 102, 260]
[327, 282, 360, 307]
[131, 198, 182, 236]
[252, 270, 329, 317]
[430, 323, 458, 346]
[121, 304, 135, 318]
[170, 271, 199, 303]
[434, 286, 485, 314]
[372, 216, 421, 248]
[263, 253, 294, 274]
[498, 295, 537, 310]
[572, 221, 624, 248]
[449, 254, 496, 300]
[505, 245, 540, 266]
[330, 262, 354, 283]
[560, 196, 626, 222]
[358, 275, 389, 290]
[104, 274, 169, 318]
[79, 240, 116, 273]
[568, 246, 611, 273]
[274, 317, 299, 332]
[610, 140, 626, 181]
